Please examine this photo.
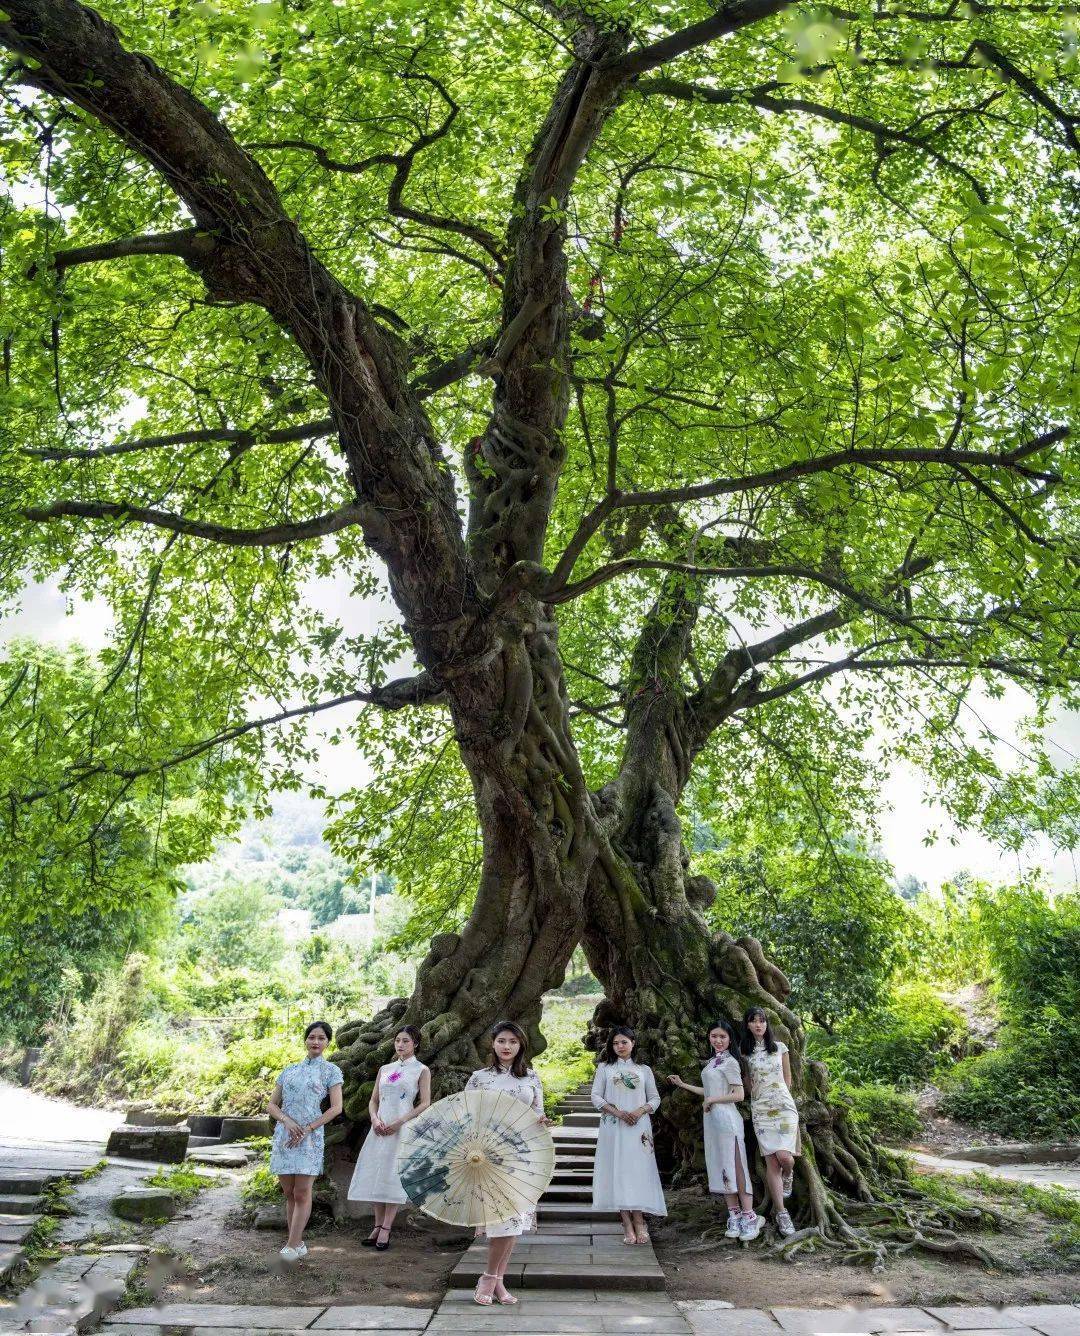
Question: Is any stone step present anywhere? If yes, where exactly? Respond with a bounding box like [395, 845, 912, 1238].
[0, 1194, 42, 1216]
[3, 1251, 139, 1332]
[553, 1156, 595, 1171]
[449, 1255, 665, 1292]
[541, 1183, 593, 1202]
[0, 1222, 36, 1245]
[550, 1169, 593, 1185]
[537, 1203, 620, 1222]
[559, 1113, 600, 1127]
[0, 1171, 63, 1195]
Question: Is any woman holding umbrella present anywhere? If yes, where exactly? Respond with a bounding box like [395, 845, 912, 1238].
[464, 1021, 553, 1306]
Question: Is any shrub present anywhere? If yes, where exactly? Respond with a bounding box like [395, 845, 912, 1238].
[836, 1082, 921, 1143]
[810, 981, 967, 1087]
[940, 1046, 1080, 1140]
[939, 883, 1080, 1140]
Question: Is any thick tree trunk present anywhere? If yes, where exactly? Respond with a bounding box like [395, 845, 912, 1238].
[335, 605, 599, 1111]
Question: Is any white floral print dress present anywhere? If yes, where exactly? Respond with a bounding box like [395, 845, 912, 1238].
[590, 1059, 667, 1216]
[348, 1055, 428, 1205]
[465, 1065, 546, 1237]
[746, 1040, 800, 1157]
[269, 1055, 344, 1176]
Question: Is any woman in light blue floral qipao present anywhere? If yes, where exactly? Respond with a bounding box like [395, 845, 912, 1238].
[268, 1020, 343, 1261]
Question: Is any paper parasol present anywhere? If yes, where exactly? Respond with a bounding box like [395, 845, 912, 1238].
[396, 1088, 554, 1228]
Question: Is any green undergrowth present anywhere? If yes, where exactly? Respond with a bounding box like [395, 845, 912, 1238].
[146, 1164, 214, 1207]
[837, 1081, 922, 1143]
[970, 1172, 1080, 1251]
[240, 1162, 281, 1205]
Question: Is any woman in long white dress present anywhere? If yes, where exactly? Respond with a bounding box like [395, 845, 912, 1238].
[347, 1025, 431, 1250]
[466, 1021, 552, 1308]
[668, 1020, 763, 1242]
[741, 1006, 800, 1237]
[591, 1026, 666, 1245]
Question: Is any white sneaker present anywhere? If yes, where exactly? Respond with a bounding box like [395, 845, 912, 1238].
[279, 1245, 300, 1261]
[775, 1210, 796, 1237]
[724, 1211, 742, 1239]
[781, 1167, 794, 1198]
[295, 1243, 308, 1258]
[739, 1212, 764, 1242]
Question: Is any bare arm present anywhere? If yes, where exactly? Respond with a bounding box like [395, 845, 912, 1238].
[667, 1074, 706, 1097]
[782, 1051, 793, 1090]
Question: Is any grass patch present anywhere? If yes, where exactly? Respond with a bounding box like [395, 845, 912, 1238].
[240, 1162, 281, 1206]
[906, 1170, 976, 1213]
[146, 1164, 213, 1207]
[81, 1159, 108, 1181]
[969, 1172, 1080, 1247]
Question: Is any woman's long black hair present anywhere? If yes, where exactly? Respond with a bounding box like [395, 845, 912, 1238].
[740, 1006, 777, 1055]
[600, 1025, 639, 1065]
[486, 1021, 531, 1079]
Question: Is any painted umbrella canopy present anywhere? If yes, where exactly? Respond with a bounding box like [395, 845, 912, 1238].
[396, 1088, 554, 1228]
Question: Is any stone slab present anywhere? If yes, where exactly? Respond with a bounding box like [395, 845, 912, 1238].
[0, 1196, 42, 1216]
[311, 1308, 433, 1330]
[104, 1128, 189, 1165]
[926, 1313, 1034, 1332]
[1002, 1310, 1080, 1336]
[440, 1290, 676, 1308]
[107, 1332, 406, 1336]
[683, 1317, 784, 1336]
[772, 1310, 945, 1333]
[427, 1319, 689, 1330]
[112, 1188, 177, 1222]
[219, 1118, 272, 1144]
[0, 1224, 34, 1244]
[938, 1332, 1038, 1336]
[107, 1309, 326, 1329]
[428, 1318, 688, 1334]
[522, 1266, 664, 1292]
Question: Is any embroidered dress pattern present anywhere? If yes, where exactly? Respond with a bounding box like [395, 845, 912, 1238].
[269, 1055, 344, 1177]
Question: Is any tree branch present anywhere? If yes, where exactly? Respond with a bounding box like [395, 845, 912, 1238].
[609, 0, 794, 79]
[635, 76, 990, 200]
[28, 228, 210, 276]
[21, 498, 371, 545]
[13, 672, 445, 804]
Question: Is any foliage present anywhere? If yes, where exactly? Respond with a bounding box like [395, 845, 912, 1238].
[0, 0, 1076, 970]
[909, 876, 993, 987]
[810, 981, 968, 1087]
[940, 883, 1080, 1139]
[240, 1161, 282, 1206]
[178, 882, 285, 973]
[970, 1172, 1080, 1252]
[835, 1082, 922, 1144]
[706, 841, 913, 1030]
[0, 643, 228, 1044]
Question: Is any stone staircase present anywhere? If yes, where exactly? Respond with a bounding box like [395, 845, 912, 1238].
[0, 1169, 58, 1284]
[448, 1083, 668, 1294]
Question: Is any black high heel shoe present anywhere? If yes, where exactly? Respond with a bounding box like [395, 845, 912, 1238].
[374, 1225, 391, 1251]
[361, 1228, 380, 1247]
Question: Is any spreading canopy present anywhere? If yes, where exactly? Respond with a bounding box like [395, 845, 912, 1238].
[0, 0, 1077, 997]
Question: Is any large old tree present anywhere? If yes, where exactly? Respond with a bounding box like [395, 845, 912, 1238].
[2, 0, 1077, 1260]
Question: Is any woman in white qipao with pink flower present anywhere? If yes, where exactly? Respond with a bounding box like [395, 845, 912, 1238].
[347, 1024, 431, 1250]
